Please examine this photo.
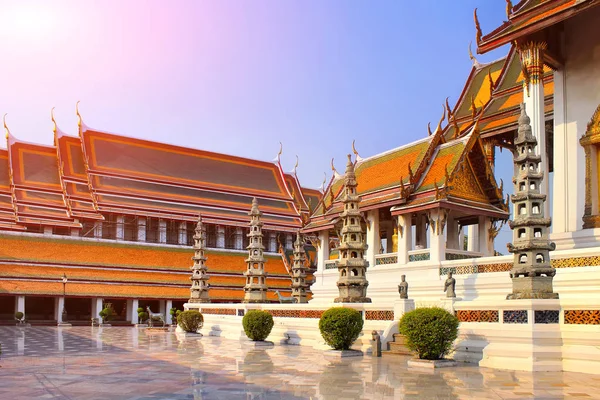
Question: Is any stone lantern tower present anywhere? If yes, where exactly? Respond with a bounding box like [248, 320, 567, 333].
[189, 215, 210, 303]
[291, 232, 308, 303]
[243, 198, 268, 303]
[335, 154, 371, 303]
[506, 104, 558, 300]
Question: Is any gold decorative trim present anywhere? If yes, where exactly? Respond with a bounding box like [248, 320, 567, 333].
[580, 104, 600, 228]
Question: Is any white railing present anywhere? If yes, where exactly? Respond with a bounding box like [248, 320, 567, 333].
[445, 249, 483, 261]
[408, 248, 430, 262]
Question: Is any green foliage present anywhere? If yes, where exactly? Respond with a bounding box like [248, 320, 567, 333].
[99, 304, 116, 322]
[137, 307, 144, 314]
[242, 310, 274, 341]
[318, 307, 363, 350]
[398, 307, 459, 360]
[178, 310, 204, 333]
[138, 311, 148, 323]
[15, 312, 24, 321]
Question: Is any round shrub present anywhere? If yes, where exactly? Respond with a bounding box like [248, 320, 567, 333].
[318, 307, 363, 350]
[242, 310, 274, 341]
[398, 307, 459, 360]
[99, 306, 115, 323]
[178, 310, 204, 333]
[15, 312, 24, 321]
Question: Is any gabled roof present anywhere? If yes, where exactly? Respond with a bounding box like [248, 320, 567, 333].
[0, 149, 25, 230]
[477, 0, 600, 54]
[6, 132, 79, 228]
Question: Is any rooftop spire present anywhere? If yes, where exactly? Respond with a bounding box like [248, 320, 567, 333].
[189, 214, 210, 303]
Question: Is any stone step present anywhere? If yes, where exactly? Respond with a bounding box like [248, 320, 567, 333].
[388, 341, 413, 355]
[381, 350, 412, 357]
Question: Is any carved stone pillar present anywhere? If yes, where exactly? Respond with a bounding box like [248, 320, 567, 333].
[397, 213, 412, 265]
[467, 224, 479, 252]
[446, 215, 460, 250]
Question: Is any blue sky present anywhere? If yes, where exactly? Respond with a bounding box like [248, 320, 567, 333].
[0, 1, 515, 250]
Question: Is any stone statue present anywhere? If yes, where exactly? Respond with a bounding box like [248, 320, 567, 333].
[398, 274, 408, 299]
[444, 272, 456, 298]
[392, 226, 398, 253]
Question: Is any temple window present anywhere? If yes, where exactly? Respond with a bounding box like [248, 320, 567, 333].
[521, 147, 526, 154]
[530, 182, 536, 190]
[532, 203, 540, 214]
[520, 182, 526, 191]
[534, 228, 542, 238]
[521, 164, 526, 171]
[351, 269, 358, 276]
[536, 254, 544, 263]
[518, 229, 526, 238]
[351, 234, 356, 241]
[350, 218, 355, 224]
[351, 251, 357, 258]
[519, 204, 527, 215]
[341, 270, 347, 277]
[519, 254, 527, 263]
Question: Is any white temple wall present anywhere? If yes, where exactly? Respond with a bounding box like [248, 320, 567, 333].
[552, 6, 600, 244]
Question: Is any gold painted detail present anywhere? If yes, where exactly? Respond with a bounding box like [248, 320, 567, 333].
[365, 310, 394, 321]
[580, 104, 600, 228]
[519, 42, 547, 85]
[551, 256, 600, 268]
[266, 309, 324, 319]
[564, 310, 600, 325]
[201, 308, 236, 316]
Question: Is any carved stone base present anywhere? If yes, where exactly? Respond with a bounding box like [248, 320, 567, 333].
[507, 276, 559, 300]
[334, 296, 372, 303]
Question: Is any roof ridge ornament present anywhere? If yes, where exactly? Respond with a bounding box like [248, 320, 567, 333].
[474, 8, 482, 45]
[293, 155, 299, 174]
[275, 142, 283, 163]
[488, 68, 495, 97]
[352, 139, 362, 161]
[76, 101, 82, 133]
[506, 0, 513, 20]
[3, 113, 9, 140]
[320, 172, 327, 193]
[51, 107, 57, 135]
[436, 104, 446, 134]
[468, 42, 481, 68]
[445, 97, 453, 121]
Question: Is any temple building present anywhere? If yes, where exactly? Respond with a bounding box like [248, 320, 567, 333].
[0, 111, 320, 323]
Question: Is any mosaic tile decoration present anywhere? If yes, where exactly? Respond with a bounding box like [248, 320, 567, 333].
[564, 310, 600, 324]
[365, 310, 394, 321]
[503, 310, 528, 324]
[477, 263, 513, 273]
[324, 260, 337, 270]
[439, 265, 478, 276]
[456, 310, 499, 323]
[266, 309, 324, 319]
[201, 308, 236, 316]
[374, 255, 398, 265]
[534, 310, 559, 324]
[552, 256, 600, 268]
[408, 252, 430, 262]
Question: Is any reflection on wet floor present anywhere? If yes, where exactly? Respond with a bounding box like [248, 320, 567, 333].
[0, 326, 599, 399]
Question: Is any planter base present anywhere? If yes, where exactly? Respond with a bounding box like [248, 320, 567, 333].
[100, 324, 112, 327]
[57, 323, 72, 328]
[176, 332, 203, 339]
[407, 359, 457, 369]
[324, 349, 364, 358]
[241, 340, 274, 348]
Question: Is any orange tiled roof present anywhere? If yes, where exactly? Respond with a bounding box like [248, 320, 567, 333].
[477, 0, 599, 54]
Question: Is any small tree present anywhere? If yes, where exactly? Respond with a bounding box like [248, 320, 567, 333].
[137, 307, 148, 324]
[319, 307, 363, 350]
[169, 308, 180, 325]
[15, 312, 24, 324]
[99, 303, 116, 324]
[178, 310, 204, 333]
[398, 307, 459, 360]
[242, 310, 274, 341]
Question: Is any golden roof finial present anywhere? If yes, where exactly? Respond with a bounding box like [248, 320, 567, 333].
[445, 97, 453, 121]
[293, 155, 299, 174]
[488, 68, 495, 97]
[506, 0, 513, 19]
[452, 117, 461, 139]
[321, 172, 327, 193]
[408, 162, 414, 183]
[427, 122, 432, 137]
[468, 41, 475, 61]
[352, 139, 360, 158]
[331, 158, 337, 174]
[474, 8, 482, 44]
[51, 107, 57, 135]
[276, 142, 283, 162]
[76, 100, 82, 130]
[3, 113, 9, 140]
[437, 104, 446, 132]
[471, 96, 477, 120]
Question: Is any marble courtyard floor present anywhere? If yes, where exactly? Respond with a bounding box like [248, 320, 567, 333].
[0, 327, 600, 400]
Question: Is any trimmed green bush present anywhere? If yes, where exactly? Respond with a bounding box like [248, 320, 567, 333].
[99, 307, 115, 323]
[178, 310, 204, 333]
[15, 312, 24, 321]
[319, 307, 363, 350]
[398, 307, 459, 360]
[242, 310, 274, 341]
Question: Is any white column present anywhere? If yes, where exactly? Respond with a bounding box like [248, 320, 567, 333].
[317, 230, 329, 272]
[366, 210, 380, 267]
[178, 222, 187, 245]
[458, 227, 465, 251]
[285, 233, 293, 250]
[216, 225, 225, 248]
[397, 213, 412, 265]
[522, 43, 549, 216]
[137, 217, 146, 242]
[94, 221, 103, 238]
[234, 227, 244, 250]
[159, 300, 167, 321]
[15, 295, 25, 315]
[467, 224, 479, 252]
[91, 298, 103, 322]
[129, 299, 139, 324]
[126, 299, 133, 322]
[428, 210, 446, 263]
[44, 226, 53, 236]
[415, 214, 427, 248]
[55, 297, 65, 323]
[478, 216, 494, 256]
[165, 300, 173, 324]
[446, 215, 459, 250]
[158, 219, 167, 243]
[116, 215, 125, 240]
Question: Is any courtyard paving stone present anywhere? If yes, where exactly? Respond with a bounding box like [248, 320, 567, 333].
[0, 327, 599, 399]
